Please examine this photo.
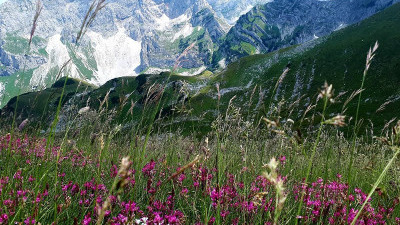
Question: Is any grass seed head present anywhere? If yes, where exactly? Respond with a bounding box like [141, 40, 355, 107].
[29, 0, 43, 47]
[318, 82, 334, 102]
[325, 115, 346, 127]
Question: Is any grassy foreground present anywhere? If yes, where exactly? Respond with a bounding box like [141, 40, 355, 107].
[1, 103, 400, 224]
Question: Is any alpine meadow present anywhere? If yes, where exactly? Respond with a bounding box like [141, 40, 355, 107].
[1, 0, 400, 224]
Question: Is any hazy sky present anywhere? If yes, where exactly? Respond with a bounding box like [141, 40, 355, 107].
[0, 0, 6, 5]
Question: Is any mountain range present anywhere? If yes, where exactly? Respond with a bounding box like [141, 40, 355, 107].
[1, 0, 399, 108]
[1, 2, 400, 134]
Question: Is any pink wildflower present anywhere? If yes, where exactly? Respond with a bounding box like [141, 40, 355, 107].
[83, 214, 91, 225]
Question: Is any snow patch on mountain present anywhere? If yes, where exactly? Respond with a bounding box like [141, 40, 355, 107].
[155, 14, 190, 31]
[155, 14, 172, 31]
[154, 13, 195, 42]
[30, 34, 77, 88]
[172, 24, 194, 42]
[144, 67, 170, 74]
[218, 58, 227, 69]
[87, 27, 141, 85]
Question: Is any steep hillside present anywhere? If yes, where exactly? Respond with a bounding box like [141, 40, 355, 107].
[207, 3, 400, 130]
[213, 0, 400, 67]
[0, 77, 94, 127]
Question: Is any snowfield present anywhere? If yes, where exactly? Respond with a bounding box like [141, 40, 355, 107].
[87, 27, 141, 85]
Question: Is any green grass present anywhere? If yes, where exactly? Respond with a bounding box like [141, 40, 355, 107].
[1, 107, 400, 224]
[3, 33, 46, 55]
[0, 77, 94, 128]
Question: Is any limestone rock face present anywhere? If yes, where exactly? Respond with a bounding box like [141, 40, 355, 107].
[214, 0, 400, 66]
[0, 0, 230, 106]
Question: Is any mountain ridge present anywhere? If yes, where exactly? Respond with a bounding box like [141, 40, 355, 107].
[0, 0, 399, 109]
[2, 3, 400, 134]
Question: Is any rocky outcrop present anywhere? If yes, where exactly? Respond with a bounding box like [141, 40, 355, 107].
[207, 0, 273, 24]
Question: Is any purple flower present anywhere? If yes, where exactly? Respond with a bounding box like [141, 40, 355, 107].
[177, 173, 186, 183]
[153, 212, 163, 223]
[181, 188, 188, 195]
[142, 160, 156, 177]
[83, 214, 91, 225]
[279, 155, 286, 165]
[166, 215, 178, 224]
[24, 217, 35, 225]
[117, 214, 128, 223]
[110, 164, 118, 178]
[13, 170, 23, 180]
[220, 210, 230, 218]
[0, 214, 9, 223]
[208, 217, 216, 224]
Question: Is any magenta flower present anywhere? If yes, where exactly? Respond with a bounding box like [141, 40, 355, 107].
[153, 212, 163, 223]
[220, 210, 230, 218]
[13, 170, 23, 180]
[83, 214, 91, 225]
[208, 217, 216, 224]
[177, 173, 186, 183]
[166, 215, 178, 224]
[24, 217, 35, 225]
[142, 160, 156, 177]
[181, 188, 188, 195]
[0, 214, 9, 224]
[117, 214, 128, 223]
[279, 155, 286, 165]
[110, 164, 118, 178]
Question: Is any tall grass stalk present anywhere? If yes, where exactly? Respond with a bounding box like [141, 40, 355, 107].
[266, 67, 289, 117]
[214, 82, 222, 225]
[97, 157, 131, 225]
[347, 41, 379, 186]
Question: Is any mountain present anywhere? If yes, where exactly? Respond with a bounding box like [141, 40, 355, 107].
[2, 3, 400, 134]
[213, 0, 400, 67]
[0, 0, 229, 106]
[208, 2, 400, 130]
[0, 0, 399, 109]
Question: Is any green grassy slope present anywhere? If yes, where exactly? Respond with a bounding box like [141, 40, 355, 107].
[190, 3, 400, 131]
[0, 77, 94, 127]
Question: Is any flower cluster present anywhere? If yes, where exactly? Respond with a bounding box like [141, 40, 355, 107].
[294, 175, 400, 224]
[1, 134, 399, 224]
